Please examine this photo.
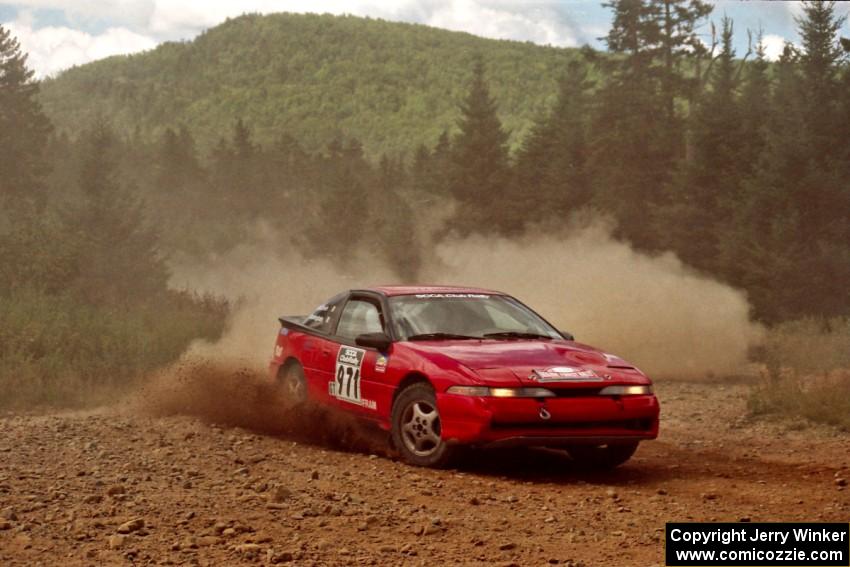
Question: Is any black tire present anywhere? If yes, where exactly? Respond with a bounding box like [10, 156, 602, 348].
[391, 383, 456, 468]
[567, 441, 639, 470]
[279, 361, 308, 409]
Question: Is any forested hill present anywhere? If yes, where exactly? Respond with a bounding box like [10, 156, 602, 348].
[38, 12, 580, 158]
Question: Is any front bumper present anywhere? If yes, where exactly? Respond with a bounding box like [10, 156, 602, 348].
[436, 392, 659, 447]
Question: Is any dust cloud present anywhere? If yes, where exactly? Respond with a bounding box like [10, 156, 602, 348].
[163, 218, 763, 382]
[427, 220, 764, 378]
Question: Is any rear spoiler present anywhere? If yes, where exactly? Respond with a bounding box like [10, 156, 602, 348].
[278, 316, 318, 335]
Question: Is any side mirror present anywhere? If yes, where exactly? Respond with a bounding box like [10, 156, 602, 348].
[559, 330, 575, 341]
[355, 332, 392, 351]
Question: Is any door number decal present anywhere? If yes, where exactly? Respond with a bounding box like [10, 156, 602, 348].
[330, 346, 376, 410]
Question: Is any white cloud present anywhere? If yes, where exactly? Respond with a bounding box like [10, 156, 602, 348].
[761, 33, 787, 62]
[4, 0, 583, 76]
[782, 1, 805, 21]
[422, 0, 576, 46]
[146, 0, 578, 46]
[6, 15, 157, 77]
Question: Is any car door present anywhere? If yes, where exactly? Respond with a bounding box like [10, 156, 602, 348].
[298, 294, 345, 403]
[326, 295, 387, 416]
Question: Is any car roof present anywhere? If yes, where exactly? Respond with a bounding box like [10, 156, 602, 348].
[358, 285, 505, 297]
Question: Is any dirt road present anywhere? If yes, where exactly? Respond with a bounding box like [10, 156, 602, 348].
[1, 379, 848, 566]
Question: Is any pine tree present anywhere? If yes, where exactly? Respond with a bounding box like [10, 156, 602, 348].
[650, 0, 714, 116]
[797, 0, 846, 165]
[447, 60, 510, 233]
[791, 1, 850, 318]
[305, 136, 372, 261]
[511, 60, 592, 230]
[665, 17, 742, 271]
[0, 24, 52, 216]
[67, 122, 168, 303]
[591, 0, 668, 247]
[373, 154, 420, 279]
[738, 31, 771, 172]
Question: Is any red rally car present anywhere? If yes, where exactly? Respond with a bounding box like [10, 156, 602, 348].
[269, 286, 659, 468]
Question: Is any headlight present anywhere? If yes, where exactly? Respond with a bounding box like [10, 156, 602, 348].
[445, 386, 490, 396]
[446, 386, 555, 398]
[599, 385, 653, 396]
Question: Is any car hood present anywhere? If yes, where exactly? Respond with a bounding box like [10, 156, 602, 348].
[406, 339, 647, 385]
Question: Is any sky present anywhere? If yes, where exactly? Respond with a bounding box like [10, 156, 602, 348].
[0, 1, 846, 78]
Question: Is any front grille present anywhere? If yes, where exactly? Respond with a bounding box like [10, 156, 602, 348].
[490, 418, 654, 431]
[546, 387, 604, 397]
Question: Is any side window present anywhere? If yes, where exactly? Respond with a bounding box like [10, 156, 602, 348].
[336, 299, 383, 340]
[303, 298, 342, 334]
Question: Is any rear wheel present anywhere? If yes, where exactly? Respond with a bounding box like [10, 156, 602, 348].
[279, 362, 308, 409]
[391, 383, 456, 468]
[567, 441, 639, 470]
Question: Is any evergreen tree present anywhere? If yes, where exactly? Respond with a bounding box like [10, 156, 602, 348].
[67, 122, 168, 303]
[374, 154, 420, 279]
[0, 24, 52, 216]
[650, 0, 714, 115]
[791, 1, 850, 318]
[511, 60, 592, 230]
[797, 0, 846, 165]
[738, 32, 771, 172]
[734, 45, 808, 322]
[447, 60, 510, 233]
[305, 136, 372, 261]
[591, 0, 668, 247]
[664, 17, 742, 271]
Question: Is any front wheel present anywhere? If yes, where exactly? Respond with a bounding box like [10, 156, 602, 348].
[567, 441, 639, 470]
[391, 383, 456, 468]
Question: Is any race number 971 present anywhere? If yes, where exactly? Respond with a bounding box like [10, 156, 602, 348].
[331, 346, 365, 403]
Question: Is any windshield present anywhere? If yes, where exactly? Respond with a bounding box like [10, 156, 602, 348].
[388, 294, 562, 341]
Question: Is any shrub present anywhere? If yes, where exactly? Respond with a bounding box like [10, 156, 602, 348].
[748, 318, 850, 429]
[0, 288, 227, 409]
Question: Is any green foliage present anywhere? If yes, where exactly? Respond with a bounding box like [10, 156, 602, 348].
[447, 60, 511, 232]
[0, 288, 227, 408]
[37, 13, 577, 159]
[0, 25, 228, 409]
[590, 0, 713, 248]
[62, 121, 169, 303]
[0, 24, 52, 215]
[748, 317, 850, 429]
[511, 60, 593, 231]
[660, 17, 743, 272]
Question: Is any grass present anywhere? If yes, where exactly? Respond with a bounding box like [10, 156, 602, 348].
[0, 288, 228, 409]
[748, 317, 850, 430]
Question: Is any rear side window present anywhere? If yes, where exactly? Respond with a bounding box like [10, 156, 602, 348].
[335, 299, 384, 340]
[303, 296, 343, 334]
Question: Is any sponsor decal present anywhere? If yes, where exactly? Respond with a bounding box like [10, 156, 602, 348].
[414, 293, 490, 299]
[529, 366, 605, 382]
[330, 346, 377, 410]
[274, 345, 283, 358]
[375, 354, 388, 374]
